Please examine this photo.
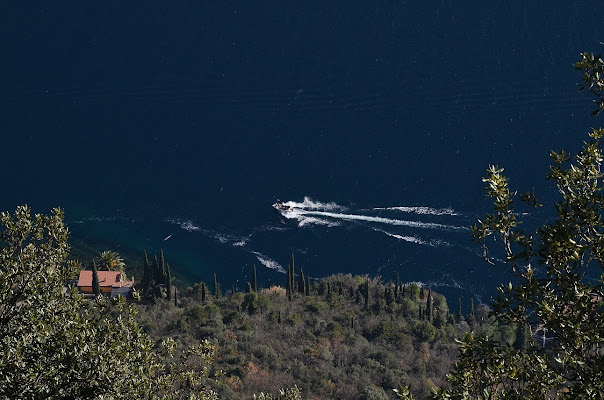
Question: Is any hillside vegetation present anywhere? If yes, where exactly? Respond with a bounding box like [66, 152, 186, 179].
[137, 269, 512, 399]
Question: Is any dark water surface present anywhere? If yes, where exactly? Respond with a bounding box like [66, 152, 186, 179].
[1, 2, 602, 302]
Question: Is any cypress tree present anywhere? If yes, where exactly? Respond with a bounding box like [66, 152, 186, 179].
[174, 287, 177, 306]
[290, 253, 295, 292]
[355, 290, 362, 304]
[299, 268, 306, 294]
[457, 297, 463, 322]
[515, 322, 533, 351]
[232, 284, 235, 296]
[419, 305, 423, 320]
[213, 273, 219, 298]
[286, 265, 292, 300]
[306, 276, 311, 296]
[467, 298, 476, 326]
[364, 279, 369, 309]
[92, 262, 100, 296]
[201, 282, 206, 302]
[385, 285, 394, 306]
[426, 288, 433, 322]
[166, 264, 172, 301]
[395, 272, 400, 298]
[152, 255, 161, 287]
[246, 282, 252, 293]
[160, 249, 166, 277]
[402, 284, 406, 298]
[420, 287, 425, 300]
[142, 250, 151, 293]
[253, 265, 258, 293]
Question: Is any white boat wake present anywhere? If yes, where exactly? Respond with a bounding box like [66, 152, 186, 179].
[275, 198, 464, 232]
[373, 206, 458, 216]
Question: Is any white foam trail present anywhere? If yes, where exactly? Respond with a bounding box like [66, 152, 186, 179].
[283, 196, 346, 212]
[168, 218, 201, 232]
[374, 229, 452, 247]
[298, 209, 464, 231]
[281, 208, 341, 227]
[252, 251, 286, 274]
[167, 218, 251, 247]
[374, 206, 458, 216]
[375, 229, 431, 246]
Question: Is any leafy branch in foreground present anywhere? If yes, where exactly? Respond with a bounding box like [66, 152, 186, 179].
[433, 55, 604, 399]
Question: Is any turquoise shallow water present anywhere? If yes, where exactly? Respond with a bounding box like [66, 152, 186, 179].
[1, 2, 602, 303]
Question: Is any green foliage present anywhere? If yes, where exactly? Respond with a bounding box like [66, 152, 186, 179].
[141, 273, 471, 399]
[435, 55, 604, 399]
[242, 291, 259, 314]
[166, 263, 172, 301]
[408, 283, 420, 301]
[213, 273, 220, 298]
[0, 206, 156, 399]
[92, 261, 101, 295]
[253, 386, 302, 400]
[575, 52, 604, 115]
[412, 320, 437, 342]
[305, 299, 326, 313]
[253, 264, 258, 293]
[98, 250, 126, 271]
[0, 206, 229, 399]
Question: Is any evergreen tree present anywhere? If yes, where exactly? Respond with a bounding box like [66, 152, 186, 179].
[298, 268, 306, 294]
[515, 323, 533, 351]
[306, 276, 311, 296]
[92, 261, 100, 296]
[457, 297, 463, 322]
[467, 297, 475, 327]
[142, 250, 151, 294]
[355, 290, 362, 304]
[152, 255, 161, 287]
[419, 287, 425, 300]
[232, 284, 235, 296]
[385, 285, 394, 306]
[290, 253, 296, 293]
[364, 278, 369, 309]
[166, 263, 172, 301]
[174, 287, 177, 306]
[395, 272, 400, 298]
[246, 282, 252, 293]
[201, 282, 206, 302]
[159, 249, 166, 277]
[213, 273, 219, 298]
[253, 265, 258, 293]
[426, 288, 433, 322]
[286, 265, 292, 300]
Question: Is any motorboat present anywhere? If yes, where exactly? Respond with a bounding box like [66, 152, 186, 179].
[273, 200, 291, 212]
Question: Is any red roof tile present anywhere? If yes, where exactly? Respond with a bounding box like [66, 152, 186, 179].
[77, 270, 133, 288]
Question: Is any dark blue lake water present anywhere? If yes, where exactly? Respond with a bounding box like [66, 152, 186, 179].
[1, 2, 602, 303]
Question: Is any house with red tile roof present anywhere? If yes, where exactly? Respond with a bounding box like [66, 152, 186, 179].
[77, 270, 134, 297]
